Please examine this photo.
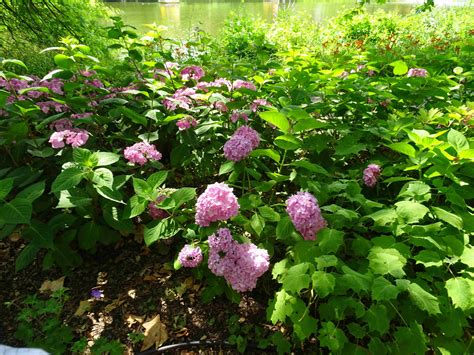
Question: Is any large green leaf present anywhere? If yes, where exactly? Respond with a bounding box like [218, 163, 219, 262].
[15, 243, 40, 272]
[144, 218, 179, 246]
[407, 282, 441, 315]
[96, 152, 120, 166]
[78, 221, 101, 250]
[317, 229, 344, 254]
[0, 198, 32, 225]
[92, 168, 114, 189]
[371, 276, 399, 301]
[170, 187, 196, 208]
[293, 119, 328, 132]
[395, 201, 429, 224]
[17, 181, 45, 201]
[276, 216, 295, 240]
[447, 129, 469, 153]
[368, 246, 406, 278]
[312, 271, 336, 298]
[394, 322, 427, 355]
[120, 107, 147, 126]
[390, 60, 408, 75]
[364, 304, 390, 335]
[0, 177, 14, 200]
[432, 207, 463, 230]
[388, 142, 416, 158]
[445, 278, 474, 311]
[319, 321, 348, 352]
[259, 111, 290, 133]
[51, 168, 84, 193]
[274, 135, 301, 150]
[282, 263, 311, 293]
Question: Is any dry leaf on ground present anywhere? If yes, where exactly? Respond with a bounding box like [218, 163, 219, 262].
[74, 300, 91, 317]
[39, 276, 65, 293]
[141, 315, 168, 351]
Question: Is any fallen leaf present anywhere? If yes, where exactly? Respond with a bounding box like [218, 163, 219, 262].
[74, 300, 91, 317]
[141, 315, 168, 351]
[126, 314, 145, 328]
[104, 297, 126, 313]
[39, 276, 65, 293]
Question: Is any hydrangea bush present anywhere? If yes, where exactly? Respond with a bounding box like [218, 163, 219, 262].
[0, 9, 473, 354]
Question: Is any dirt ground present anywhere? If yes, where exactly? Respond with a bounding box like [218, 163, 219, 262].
[0, 234, 276, 354]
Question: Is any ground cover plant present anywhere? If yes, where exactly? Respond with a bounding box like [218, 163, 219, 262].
[1, 4, 473, 354]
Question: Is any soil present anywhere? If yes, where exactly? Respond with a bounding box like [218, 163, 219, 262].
[0, 234, 277, 354]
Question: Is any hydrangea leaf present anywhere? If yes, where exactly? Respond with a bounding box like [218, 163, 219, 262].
[0, 177, 14, 200]
[395, 201, 429, 224]
[312, 271, 336, 298]
[394, 322, 427, 355]
[319, 321, 348, 352]
[281, 263, 311, 293]
[340, 266, 372, 293]
[317, 229, 344, 254]
[414, 250, 443, 268]
[368, 246, 406, 278]
[432, 207, 463, 230]
[259, 111, 289, 133]
[445, 278, 474, 311]
[0, 198, 32, 225]
[364, 304, 390, 335]
[51, 167, 84, 193]
[371, 276, 399, 301]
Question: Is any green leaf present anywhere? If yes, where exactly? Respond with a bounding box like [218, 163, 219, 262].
[372, 276, 400, 301]
[414, 250, 443, 267]
[368, 246, 406, 278]
[95, 186, 124, 204]
[447, 129, 469, 153]
[250, 149, 280, 163]
[96, 152, 120, 166]
[51, 168, 84, 193]
[15, 243, 39, 271]
[459, 149, 474, 160]
[124, 195, 147, 218]
[22, 221, 54, 248]
[395, 201, 429, 224]
[78, 221, 101, 250]
[276, 216, 295, 240]
[293, 119, 328, 132]
[250, 213, 265, 236]
[366, 208, 398, 226]
[282, 263, 311, 293]
[0, 177, 14, 200]
[120, 107, 147, 126]
[317, 229, 344, 254]
[407, 282, 441, 315]
[340, 266, 372, 293]
[0, 198, 32, 224]
[274, 135, 301, 150]
[388, 142, 416, 157]
[319, 321, 348, 352]
[144, 218, 179, 246]
[390, 60, 408, 75]
[170, 188, 196, 208]
[364, 304, 390, 335]
[17, 181, 45, 201]
[2, 59, 28, 70]
[269, 290, 292, 323]
[132, 178, 152, 198]
[291, 160, 330, 176]
[312, 271, 336, 298]
[394, 322, 427, 355]
[271, 331, 291, 355]
[147, 171, 168, 189]
[315, 255, 338, 269]
[219, 161, 235, 175]
[258, 206, 280, 222]
[92, 168, 113, 189]
[445, 278, 474, 311]
[432, 207, 463, 230]
[54, 54, 74, 69]
[259, 111, 290, 133]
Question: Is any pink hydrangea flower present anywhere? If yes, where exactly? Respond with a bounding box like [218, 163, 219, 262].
[124, 142, 162, 166]
[148, 195, 168, 220]
[37, 101, 69, 114]
[286, 192, 327, 240]
[80, 70, 97, 77]
[49, 128, 89, 149]
[208, 228, 269, 292]
[163, 87, 196, 111]
[250, 99, 271, 112]
[181, 66, 205, 81]
[223, 126, 260, 162]
[50, 119, 73, 131]
[233, 80, 256, 91]
[176, 116, 198, 131]
[213, 101, 228, 113]
[195, 183, 239, 227]
[363, 164, 381, 187]
[230, 111, 249, 123]
[407, 68, 428, 77]
[178, 245, 203, 268]
[71, 112, 93, 119]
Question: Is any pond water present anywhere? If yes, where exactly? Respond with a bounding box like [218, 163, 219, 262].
[105, 0, 470, 37]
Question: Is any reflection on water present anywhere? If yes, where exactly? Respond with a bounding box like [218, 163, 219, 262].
[105, 0, 469, 36]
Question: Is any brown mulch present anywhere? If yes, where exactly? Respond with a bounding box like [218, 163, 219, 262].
[0, 234, 276, 354]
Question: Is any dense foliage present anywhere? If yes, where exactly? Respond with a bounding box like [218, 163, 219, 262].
[1, 5, 473, 354]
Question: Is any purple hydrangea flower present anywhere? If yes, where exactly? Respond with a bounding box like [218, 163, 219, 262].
[232, 80, 256, 91]
[178, 245, 203, 268]
[148, 195, 168, 220]
[407, 68, 428, 77]
[49, 128, 89, 149]
[230, 111, 249, 123]
[223, 126, 260, 162]
[363, 164, 381, 187]
[181, 66, 205, 81]
[250, 99, 271, 112]
[286, 192, 327, 240]
[195, 183, 239, 227]
[124, 142, 162, 166]
[176, 116, 198, 131]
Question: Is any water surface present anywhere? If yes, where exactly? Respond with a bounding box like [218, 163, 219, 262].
[105, 0, 470, 36]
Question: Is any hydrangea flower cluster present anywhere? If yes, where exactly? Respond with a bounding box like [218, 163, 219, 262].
[181, 66, 205, 81]
[363, 164, 382, 187]
[407, 68, 428, 77]
[163, 87, 197, 111]
[208, 228, 269, 292]
[148, 195, 168, 220]
[250, 99, 271, 112]
[195, 183, 239, 227]
[50, 119, 73, 132]
[232, 80, 256, 91]
[37, 101, 69, 114]
[176, 116, 198, 131]
[178, 245, 203, 268]
[223, 126, 260, 162]
[196, 78, 232, 91]
[230, 111, 249, 123]
[124, 142, 162, 166]
[286, 192, 327, 240]
[49, 128, 90, 149]
[213, 101, 228, 113]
